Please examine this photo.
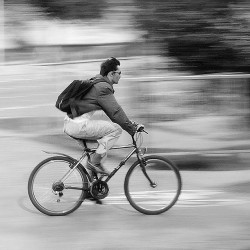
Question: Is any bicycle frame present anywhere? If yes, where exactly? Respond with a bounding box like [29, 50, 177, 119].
[106, 136, 154, 186]
[29, 130, 182, 216]
[104, 143, 137, 182]
[45, 133, 146, 186]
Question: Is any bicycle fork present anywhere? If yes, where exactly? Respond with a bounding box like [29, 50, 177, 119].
[137, 150, 157, 188]
[140, 161, 157, 188]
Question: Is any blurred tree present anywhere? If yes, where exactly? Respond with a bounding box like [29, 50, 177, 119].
[134, 0, 250, 73]
[29, 0, 106, 20]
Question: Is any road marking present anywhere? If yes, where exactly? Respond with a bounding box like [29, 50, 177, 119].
[0, 93, 58, 99]
[1, 84, 57, 89]
[149, 150, 250, 157]
[83, 189, 250, 208]
[176, 190, 249, 207]
[0, 76, 57, 82]
[0, 103, 53, 110]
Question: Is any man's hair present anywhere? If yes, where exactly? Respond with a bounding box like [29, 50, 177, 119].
[100, 57, 120, 76]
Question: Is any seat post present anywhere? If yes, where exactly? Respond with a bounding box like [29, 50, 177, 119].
[65, 132, 97, 153]
[83, 140, 88, 149]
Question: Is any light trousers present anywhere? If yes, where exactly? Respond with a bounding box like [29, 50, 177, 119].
[63, 111, 122, 161]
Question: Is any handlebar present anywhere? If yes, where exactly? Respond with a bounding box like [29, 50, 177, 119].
[132, 127, 148, 138]
[136, 124, 147, 134]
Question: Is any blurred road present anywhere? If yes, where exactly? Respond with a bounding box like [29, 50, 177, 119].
[1, 62, 250, 249]
[1, 135, 250, 250]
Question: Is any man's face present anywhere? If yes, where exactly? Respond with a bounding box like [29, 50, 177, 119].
[111, 66, 121, 84]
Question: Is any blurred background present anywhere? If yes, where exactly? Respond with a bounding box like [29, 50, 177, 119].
[1, 1, 250, 249]
[1, 0, 250, 134]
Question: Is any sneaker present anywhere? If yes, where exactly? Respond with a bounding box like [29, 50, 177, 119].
[85, 191, 102, 204]
[87, 161, 110, 176]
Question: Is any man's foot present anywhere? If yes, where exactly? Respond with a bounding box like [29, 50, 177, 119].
[85, 191, 102, 204]
[87, 161, 110, 176]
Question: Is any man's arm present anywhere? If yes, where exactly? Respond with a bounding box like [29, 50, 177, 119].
[97, 84, 136, 135]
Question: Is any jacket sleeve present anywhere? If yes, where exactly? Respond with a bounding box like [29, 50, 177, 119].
[96, 84, 136, 135]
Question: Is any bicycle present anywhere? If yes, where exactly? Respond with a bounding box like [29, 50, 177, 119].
[28, 128, 182, 216]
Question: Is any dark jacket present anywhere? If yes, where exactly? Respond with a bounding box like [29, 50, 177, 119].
[75, 75, 136, 136]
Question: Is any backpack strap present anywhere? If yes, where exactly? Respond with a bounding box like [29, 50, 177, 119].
[70, 100, 78, 119]
[69, 80, 84, 118]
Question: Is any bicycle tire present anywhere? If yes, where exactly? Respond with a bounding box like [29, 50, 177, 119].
[28, 156, 88, 216]
[124, 155, 182, 215]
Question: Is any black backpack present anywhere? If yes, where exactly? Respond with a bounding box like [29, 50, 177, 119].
[56, 79, 95, 118]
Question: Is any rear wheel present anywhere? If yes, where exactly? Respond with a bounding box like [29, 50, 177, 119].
[124, 155, 182, 215]
[28, 156, 88, 216]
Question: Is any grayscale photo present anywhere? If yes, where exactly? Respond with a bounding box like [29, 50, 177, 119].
[0, 0, 250, 249]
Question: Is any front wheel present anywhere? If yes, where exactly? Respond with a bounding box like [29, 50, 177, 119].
[124, 155, 182, 215]
[28, 156, 88, 216]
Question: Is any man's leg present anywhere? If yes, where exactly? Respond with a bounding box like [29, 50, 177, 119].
[83, 120, 122, 174]
[64, 116, 122, 174]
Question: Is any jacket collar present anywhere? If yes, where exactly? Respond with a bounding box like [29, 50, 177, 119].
[94, 74, 114, 91]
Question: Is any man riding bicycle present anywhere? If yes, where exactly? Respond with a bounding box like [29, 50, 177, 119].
[64, 57, 144, 175]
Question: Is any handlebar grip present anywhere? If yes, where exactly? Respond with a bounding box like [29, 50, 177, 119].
[136, 127, 148, 134]
[137, 125, 144, 132]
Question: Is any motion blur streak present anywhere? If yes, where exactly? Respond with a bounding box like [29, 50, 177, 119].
[0, 1, 250, 249]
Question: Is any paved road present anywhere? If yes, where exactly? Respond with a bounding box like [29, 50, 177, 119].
[1, 63, 250, 249]
[1, 135, 250, 250]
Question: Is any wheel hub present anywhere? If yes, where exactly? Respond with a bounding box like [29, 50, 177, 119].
[52, 181, 65, 192]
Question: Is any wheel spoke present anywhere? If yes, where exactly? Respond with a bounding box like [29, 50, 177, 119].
[28, 157, 87, 216]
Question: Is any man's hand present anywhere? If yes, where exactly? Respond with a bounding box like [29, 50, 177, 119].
[131, 121, 145, 134]
[136, 124, 145, 132]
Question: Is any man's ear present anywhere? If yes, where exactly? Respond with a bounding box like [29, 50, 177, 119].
[107, 71, 113, 77]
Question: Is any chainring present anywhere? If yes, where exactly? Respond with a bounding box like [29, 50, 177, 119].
[90, 180, 109, 200]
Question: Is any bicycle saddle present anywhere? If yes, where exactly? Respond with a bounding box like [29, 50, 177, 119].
[66, 133, 98, 149]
